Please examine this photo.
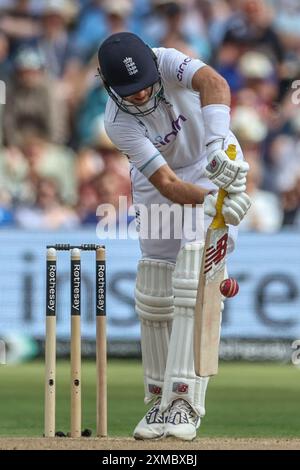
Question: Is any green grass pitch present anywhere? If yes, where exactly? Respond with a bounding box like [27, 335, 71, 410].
[0, 360, 299, 437]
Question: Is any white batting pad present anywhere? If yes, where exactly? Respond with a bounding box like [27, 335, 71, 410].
[135, 259, 175, 404]
[160, 243, 209, 416]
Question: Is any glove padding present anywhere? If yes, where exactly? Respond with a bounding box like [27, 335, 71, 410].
[205, 149, 249, 193]
[204, 192, 251, 226]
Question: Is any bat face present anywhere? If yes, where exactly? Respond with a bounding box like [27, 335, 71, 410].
[193, 227, 228, 377]
[204, 229, 228, 280]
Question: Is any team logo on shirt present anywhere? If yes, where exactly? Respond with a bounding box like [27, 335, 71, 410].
[123, 57, 138, 75]
[153, 114, 187, 148]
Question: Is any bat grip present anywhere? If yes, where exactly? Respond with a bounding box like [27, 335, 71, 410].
[210, 144, 237, 230]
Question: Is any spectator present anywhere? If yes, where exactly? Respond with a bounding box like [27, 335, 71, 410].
[76, 115, 130, 183]
[231, 106, 268, 150]
[196, 0, 233, 50]
[74, 0, 136, 59]
[221, 0, 285, 67]
[15, 176, 79, 229]
[279, 126, 300, 226]
[0, 145, 28, 202]
[281, 180, 300, 227]
[240, 158, 283, 232]
[266, 133, 300, 196]
[17, 125, 77, 205]
[237, 51, 280, 129]
[0, 187, 14, 226]
[154, 1, 209, 58]
[0, 31, 12, 81]
[76, 180, 100, 225]
[76, 166, 131, 225]
[3, 47, 69, 146]
[0, 0, 41, 54]
[101, 0, 133, 36]
[74, 63, 111, 148]
[0, 31, 10, 145]
[39, 0, 81, 78]
[72, 1, 107, 59]
[238, 51, 278, 104]
[214, 37, 244, 92]
[270, 0, 300, 47]
[76, 117, 131, 224]
[94, 167, 132, 229]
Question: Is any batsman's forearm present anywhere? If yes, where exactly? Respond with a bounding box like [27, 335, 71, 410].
[161, 179, 208, 205]
[149, 164, 208, 205]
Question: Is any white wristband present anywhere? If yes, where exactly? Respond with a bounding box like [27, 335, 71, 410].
[202, 104, 231, 148]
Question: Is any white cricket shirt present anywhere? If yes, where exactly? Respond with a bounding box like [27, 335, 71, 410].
[104, 47, 209, 179]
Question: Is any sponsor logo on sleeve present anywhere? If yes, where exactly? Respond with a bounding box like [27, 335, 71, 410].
[177, 57, 192, 82]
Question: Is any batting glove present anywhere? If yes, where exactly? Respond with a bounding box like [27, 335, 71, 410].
[205, 148, 249, 194]
[204, 192, 251, 226]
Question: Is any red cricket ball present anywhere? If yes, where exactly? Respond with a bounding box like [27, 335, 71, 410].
[220, 278, 239, 298]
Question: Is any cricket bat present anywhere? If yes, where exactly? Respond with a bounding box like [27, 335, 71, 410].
[194, 144, 237, 377]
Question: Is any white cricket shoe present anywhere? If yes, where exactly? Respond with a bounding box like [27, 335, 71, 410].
[133, 399, 167, 440]
[164, 399, 200, 441]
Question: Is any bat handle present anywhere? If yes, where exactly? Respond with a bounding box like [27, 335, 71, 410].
[210, 144, 237, 230]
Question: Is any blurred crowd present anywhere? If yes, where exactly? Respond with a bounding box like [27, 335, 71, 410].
[0, 0, 299, 232]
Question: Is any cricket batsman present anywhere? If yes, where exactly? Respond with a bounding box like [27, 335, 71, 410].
[98, 32, 251, 441]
